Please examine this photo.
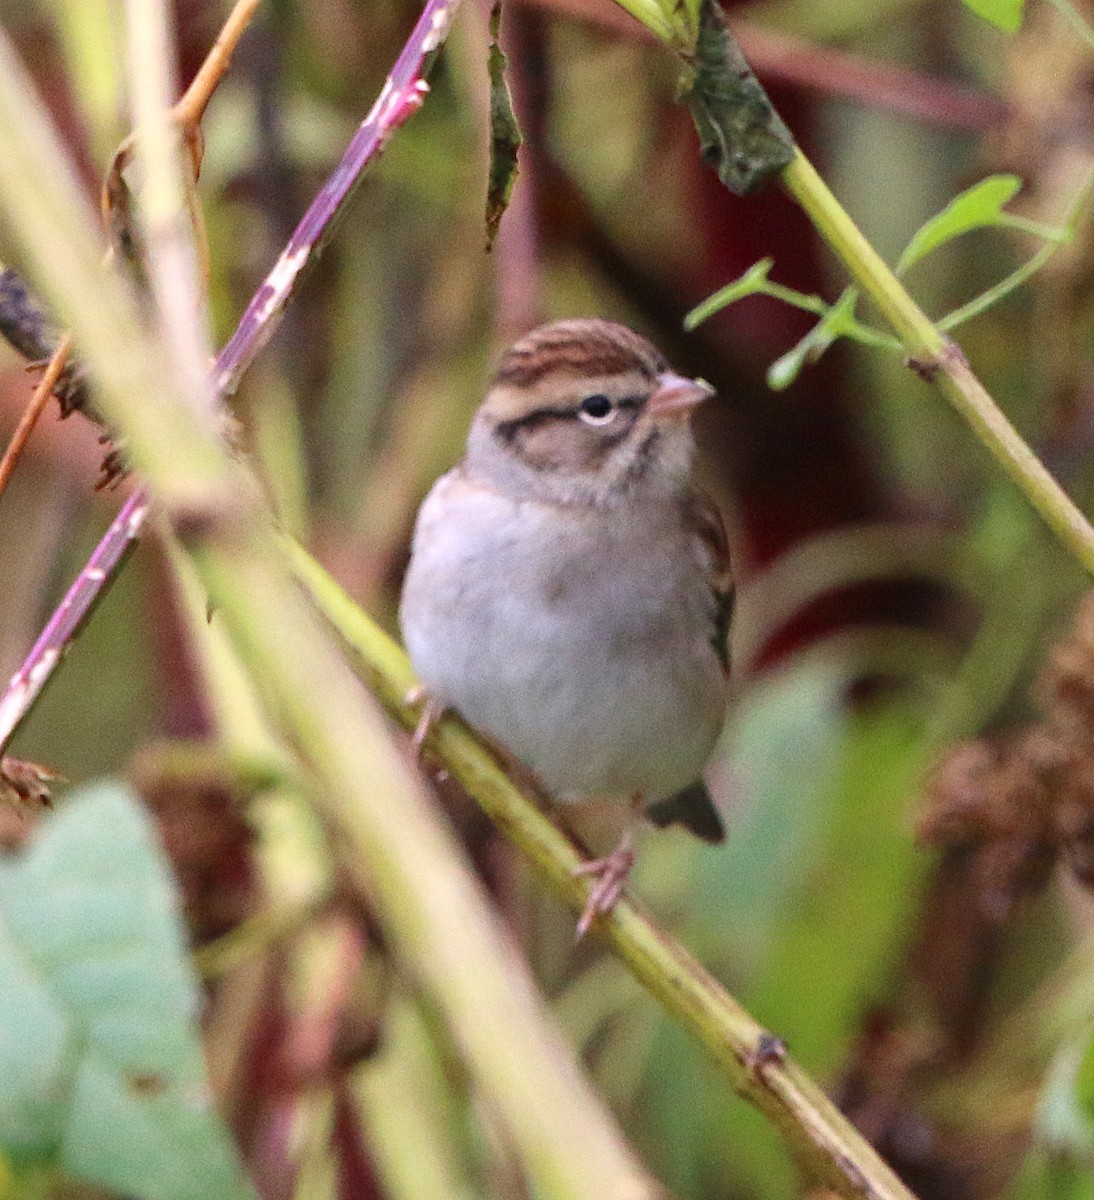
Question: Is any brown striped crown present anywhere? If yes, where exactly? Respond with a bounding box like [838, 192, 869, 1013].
[492, 319, 667, 389]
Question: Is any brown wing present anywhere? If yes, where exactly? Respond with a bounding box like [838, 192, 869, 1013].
[685, 488, 734, 676]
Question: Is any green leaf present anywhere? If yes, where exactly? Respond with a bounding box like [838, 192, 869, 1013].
[0, 782, 256, 1200]
[484, 3, 522, 253]
[897, 174, 1023, 274]
[961, 0, 1026, 32]
[766, 287, 859, 390]
[682, 0, 795, 195]
[683, 258, 775, 329]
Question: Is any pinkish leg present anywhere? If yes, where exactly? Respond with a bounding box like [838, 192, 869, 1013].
[571, 831, 636, 939]
[405, 686, 446, 755]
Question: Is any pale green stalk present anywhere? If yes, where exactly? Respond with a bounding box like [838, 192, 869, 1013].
[782, 150, 1094, 577]
[937, 243, 1056, 331]
[282, 538, 919, 1200]
[353, 993, 484, 1200]
[0, 27, 659, 1200]
[123, 0, 216, 417]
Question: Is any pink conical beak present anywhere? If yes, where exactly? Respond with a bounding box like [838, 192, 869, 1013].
[646, 371, 716, 419]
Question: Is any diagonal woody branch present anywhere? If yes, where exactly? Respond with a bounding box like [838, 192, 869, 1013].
[281, 537, 920, 1200]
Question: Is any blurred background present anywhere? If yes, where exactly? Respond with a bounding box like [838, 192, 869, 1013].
[1, 0, 1094, 1197]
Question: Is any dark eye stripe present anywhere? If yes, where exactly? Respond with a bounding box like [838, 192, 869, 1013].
[493, 395, 646, 445]
[494, 406, 575, 443]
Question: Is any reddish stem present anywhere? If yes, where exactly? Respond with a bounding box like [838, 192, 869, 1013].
[0, 0, 462, 755]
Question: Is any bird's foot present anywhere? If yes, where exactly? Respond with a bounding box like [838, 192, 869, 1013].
[404, 685, 446, 755]
[571, 834, 635, 940]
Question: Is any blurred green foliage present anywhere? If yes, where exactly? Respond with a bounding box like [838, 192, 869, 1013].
[0, 784, 253, 1200]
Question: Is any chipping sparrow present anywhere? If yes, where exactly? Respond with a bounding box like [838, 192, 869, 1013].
[400, 319, 733, 936]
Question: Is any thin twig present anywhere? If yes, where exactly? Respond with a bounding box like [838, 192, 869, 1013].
[212, 0, 459, 399]
[0, 0, 457, 755]
[174, 0, 263, 131]
[0, 489, 150, 750]
[0, 333, 72, 497]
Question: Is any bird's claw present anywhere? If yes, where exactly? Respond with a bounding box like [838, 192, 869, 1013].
[405, 686, 445, 756]
[572, 839, 636, 939]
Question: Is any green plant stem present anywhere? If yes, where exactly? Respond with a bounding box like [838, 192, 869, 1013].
[937, 242, 1056, 331]
[761, 283, 899, 349]
[783, 152, 944, 353]
[996, 212, 1071, 243]
[281, 537, 919, 1200]
[782, 149, 1094, 577]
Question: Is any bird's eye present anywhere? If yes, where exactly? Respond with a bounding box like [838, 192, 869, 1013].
[578, 394, 614, 424]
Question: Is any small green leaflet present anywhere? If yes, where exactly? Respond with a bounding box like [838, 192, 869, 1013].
[767, 288, 860, 391]
[961, 0, 1025, 32]
[683, 259, 775, 329]
[897, 174, 1023, 275]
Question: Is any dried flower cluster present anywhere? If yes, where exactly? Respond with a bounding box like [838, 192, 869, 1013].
[921, 592, 1094, 919]
[130, 744, 257, 945]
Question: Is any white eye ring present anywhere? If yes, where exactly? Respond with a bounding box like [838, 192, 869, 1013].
[578, 394, 615, 425]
